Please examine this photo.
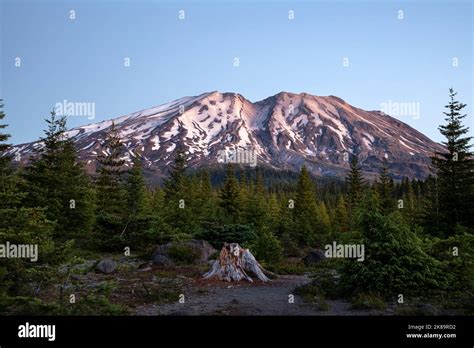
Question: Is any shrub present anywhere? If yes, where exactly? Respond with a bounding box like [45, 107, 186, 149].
[294, 283, 330, 311]
[167, 244, 199, 265]
[250, 228, 283, 265]
[340, 192, 449, 299]
[351, 293, 386, 310]
[198, 222, 256, 248]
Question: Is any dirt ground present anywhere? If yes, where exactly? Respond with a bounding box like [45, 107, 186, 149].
[134, 274, 385, 316]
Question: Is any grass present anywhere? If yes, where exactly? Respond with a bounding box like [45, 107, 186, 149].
[351, 293, 386, 311]
[294, 283, 330, 311]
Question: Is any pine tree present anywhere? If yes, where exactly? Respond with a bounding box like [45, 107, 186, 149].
[0, 99, 18, 209]
[341, 190, 449, 298]
[346, 154, 366, 228]
[377, 159, 395, 215]
[219, 164, 242, 223]
[251, 226, 283, 265]
[193, 170, 216, 227]
[316, 201, 331, 240]
[334, 195, 349, 233]
[162, 149, 196, 239]
[431, 88, 474, 235]
[0, 102, 58, 297]
[126, 157, 147, 219]
[163, 149, 187, 199]
[23, 111, 94, 243]
[147, 187, 175, 244]
[293, 165, 318, 246]
[95, 121, 127, 248]
[401, 182, 417, 228]
[244, 168, 268, 232]
[124, 157, 151, 245]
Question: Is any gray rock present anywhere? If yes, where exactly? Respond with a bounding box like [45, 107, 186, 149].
[417, 304, 440, 315]
[96, 259, 116, 274]
[152, 254, 173, 266]
[302, 249, 326, 266]
[151, 239, 217, 264]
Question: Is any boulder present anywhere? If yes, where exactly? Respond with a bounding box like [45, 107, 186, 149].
[96, 259, 116, 274]
[152, 254, 173, 266]
[302, 249, 326, 266]
[151, 239, 217, 264]
[185, 240, 217, 262]
[416, 304, 440, 315]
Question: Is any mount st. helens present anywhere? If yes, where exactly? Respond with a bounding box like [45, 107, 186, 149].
[8, 91, 444, 180]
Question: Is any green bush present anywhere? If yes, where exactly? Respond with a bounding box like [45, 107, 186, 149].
[340, 192, 449, 299]
[351, 293, 386, 310]
[425, 231, 474, 293]
[294, 283, 330, 311]
[268, 260, 306, 275]
[250, 228, 283, 265]
[167, 244, 199, 265]
[0, 295, 61, 315]
[198, 222, 256, 248]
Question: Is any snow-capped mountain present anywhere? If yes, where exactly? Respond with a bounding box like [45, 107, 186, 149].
[8, 91, 444, 180]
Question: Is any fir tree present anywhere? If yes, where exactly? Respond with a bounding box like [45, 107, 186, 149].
[23, 111, 94, 242]
[95, 121, 127, 247]
[431, 88, 474, 234]
[341, 190, 449, 298]
[162, 149, 196, 239]
[334, 195, 349, 233]
[0, 103, 58, 297]
[244, 168, 268, 232]
[346, 154, 366, 228]
[293, 165, 318, 246]
[219, 164, 242, 223]
[376, 159, 395, 215]
[124, 157, 151, 245]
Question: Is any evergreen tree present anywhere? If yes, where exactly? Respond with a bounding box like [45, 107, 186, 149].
[147, 187, 175, 244]
[23, 111, 94, 243]
[316, 201, 331, 240]
[251, 226, 283, 265]
[163, 149, 187, 199]
[431, 88, 474, 234]
[346, 154, 366, 228]
[293, 165, 318, 246]
[334, 195, 349, 233]
[0, 99, 17, 209]
[162, 149, 196, 239]
[126, 157, 147, 218]
[219, 164, 242, 223]
[0, 102, 58, 297]
[95, 121, 127, 248]
[244, 168, 268, 232]
[124, 157, 151, 245]
[341, 190, 449, 298]
[376, 159, 395, 215]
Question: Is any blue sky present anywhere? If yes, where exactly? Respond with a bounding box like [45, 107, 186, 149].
[1, 0, 472, 144]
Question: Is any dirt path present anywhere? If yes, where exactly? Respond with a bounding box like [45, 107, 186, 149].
[134, 274, 384, 316]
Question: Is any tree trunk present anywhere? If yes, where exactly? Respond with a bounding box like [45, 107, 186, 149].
[203, 243, 271, 282]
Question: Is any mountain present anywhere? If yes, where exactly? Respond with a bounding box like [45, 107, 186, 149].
[7, 91, 444, 180]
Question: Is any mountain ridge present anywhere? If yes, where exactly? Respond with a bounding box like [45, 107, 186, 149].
[7, 91, 444, 180]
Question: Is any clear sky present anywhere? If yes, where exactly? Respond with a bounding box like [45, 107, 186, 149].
[1, 0, 472, 144]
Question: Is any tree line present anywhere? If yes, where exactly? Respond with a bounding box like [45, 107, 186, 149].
[0, 88, 472, 300]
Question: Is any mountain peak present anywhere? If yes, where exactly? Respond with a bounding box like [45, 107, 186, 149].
[8, 91, 444, 180]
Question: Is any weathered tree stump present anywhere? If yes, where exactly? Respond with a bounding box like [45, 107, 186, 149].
[203, 243, 271, 282]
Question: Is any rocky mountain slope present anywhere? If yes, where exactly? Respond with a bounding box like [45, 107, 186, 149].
[8, 91, 444, 180]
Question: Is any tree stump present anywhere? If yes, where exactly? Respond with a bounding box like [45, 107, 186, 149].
[203, 243, 271, 282]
